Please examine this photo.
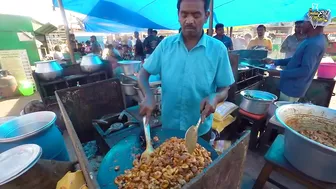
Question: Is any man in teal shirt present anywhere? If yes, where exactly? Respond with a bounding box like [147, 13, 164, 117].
[138, 0, 235, 141]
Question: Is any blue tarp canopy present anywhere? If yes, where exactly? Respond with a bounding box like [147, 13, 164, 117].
[54, 0, 336, 32]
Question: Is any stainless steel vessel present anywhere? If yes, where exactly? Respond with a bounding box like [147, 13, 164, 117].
[239, 90, 278, 115]
[267, 101, 292, 119]
[35, 60, 63, 81]
[118, 60, 141, 76]
[120, 80, 137, 96]
[276, 104, 336, 183]
[80, 53, 104, 73]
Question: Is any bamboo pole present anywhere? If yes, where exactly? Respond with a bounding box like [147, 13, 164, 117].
[208, 0, 214, 36]
[230, 27, 233, 38]
[57, 0, 76, 65]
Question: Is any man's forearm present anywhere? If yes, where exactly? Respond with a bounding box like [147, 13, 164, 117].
[138, 68, 154, 97]
[214, 87, 230, 103]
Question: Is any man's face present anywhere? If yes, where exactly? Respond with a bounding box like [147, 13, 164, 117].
[302, 21, 312, 34]
[294, 23, 303, 34]
[90, 37, 94, 42]
[257, 27, 265, 37]
[134, 32, 139, 38]
[216, 27, 224, 36]
[178, 0, 209, 38]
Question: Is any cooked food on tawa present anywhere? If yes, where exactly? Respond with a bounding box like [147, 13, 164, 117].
[115, 137, 212, 189]
[286, 115, 336, 149]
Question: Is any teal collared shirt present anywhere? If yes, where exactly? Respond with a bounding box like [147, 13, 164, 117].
[143, 33, 235, 136]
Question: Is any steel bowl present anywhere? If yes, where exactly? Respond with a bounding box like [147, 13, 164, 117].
[267, 101, 293, 119]
[118, 60, 141, 76]
[276, 104, 336, 183]
[80, 53, 104, 73]
[120, 80, 137, 96]
[35, 60, 63, 81]
[239, 90, 278, 115]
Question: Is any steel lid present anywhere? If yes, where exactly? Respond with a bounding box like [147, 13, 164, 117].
[0, 144, 42, 185]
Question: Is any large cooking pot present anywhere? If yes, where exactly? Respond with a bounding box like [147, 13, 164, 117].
[239, 90, 278, 115]
[276, 104, 336, 183]
[118, 60, 141, 76]
[80, 53, 104, 73]
[0, 111, 69, 161]
[35, 60, 63, 81]
[267, 101, 292, 119]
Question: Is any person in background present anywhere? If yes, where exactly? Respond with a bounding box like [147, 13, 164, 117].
[106, 44, 123, 78]
[233, 35, 246, 50]
[281, 21, 306, 58]
[69, 33, 78, 52]
[84, 40, 91, 54]
[127, 36, 134, 49]
[134, 31, 144, 60]
[264, 11, 330, 102]
[77, 43, 85, 56]
[138, 0, 234, 142]
[243, 33, 252, 48]
[247, 25, 273, 52]
[90, 35, 102, 55]
[214, 23, 233, 50]
[53, 45, 65, 61]
[153, 30, 158, 37]
[143, 28, 159, 56]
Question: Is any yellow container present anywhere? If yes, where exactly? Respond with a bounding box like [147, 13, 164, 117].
[212, 102, 238, 133]
[56, 170, 88, 189]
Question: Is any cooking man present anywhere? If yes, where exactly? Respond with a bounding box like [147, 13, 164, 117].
[281, 21, 306, 58]
[247, 25, 273, 52]
[138, 0, 235, 141]
[264, 10, 330, 102]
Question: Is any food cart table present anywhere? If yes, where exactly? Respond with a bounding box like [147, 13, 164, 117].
[253, 135, 336, 189]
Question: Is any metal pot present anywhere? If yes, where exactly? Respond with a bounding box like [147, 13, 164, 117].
[276, 104, 336, 183]
[35, 60, 63, 81]
[134, 84, 160, 101]
[239, 90, 278, 115]
[267, 101, 292, 119]
[80, 53, 104, 73]
[118, 60, 141, 76]
[120, 80, 137, 96]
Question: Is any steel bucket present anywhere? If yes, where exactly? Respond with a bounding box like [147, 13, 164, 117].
[0, 111, 69, 161]
[276, 104, 336, 183]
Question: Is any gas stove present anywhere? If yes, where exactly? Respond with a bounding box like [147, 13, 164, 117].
[93, 110, 141, 154]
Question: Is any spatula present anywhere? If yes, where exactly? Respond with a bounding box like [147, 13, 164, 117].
[140, 117, 154, 161]
[185, 118, 202, 154]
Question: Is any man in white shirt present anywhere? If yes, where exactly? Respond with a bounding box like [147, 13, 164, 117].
[53, 45, 64, 61]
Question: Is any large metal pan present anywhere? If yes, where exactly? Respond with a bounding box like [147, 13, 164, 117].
[240, 90, 278, 115]
[97, 127, 218, 189]
[276, 104, 336, 183]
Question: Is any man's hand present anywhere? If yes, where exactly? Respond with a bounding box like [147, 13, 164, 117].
[262, 58, 275, 64]
[139, 95, 156, 120]
[200, 96, 218, 123]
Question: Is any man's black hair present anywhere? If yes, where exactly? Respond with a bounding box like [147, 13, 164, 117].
[257, 25, 266, 30]
[215, 23, 224, 30]
[90, 35, 97, 40]
[177, 0, 210, 12]
[153, 30, 158, 34]
[295, 21, 304, 25]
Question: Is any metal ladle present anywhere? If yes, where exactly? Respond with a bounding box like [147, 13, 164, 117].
[141, 117, 154, 161]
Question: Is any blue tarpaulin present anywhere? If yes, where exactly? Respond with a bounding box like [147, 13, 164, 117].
[53, 0, 336, 32]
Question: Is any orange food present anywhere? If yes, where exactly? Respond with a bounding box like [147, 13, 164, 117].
[114, 137, 212, 189]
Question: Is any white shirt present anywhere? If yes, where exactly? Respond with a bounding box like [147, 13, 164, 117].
[53, 51, 64, 60]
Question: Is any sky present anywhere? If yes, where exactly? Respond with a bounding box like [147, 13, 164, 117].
[0, 0, 84, 25]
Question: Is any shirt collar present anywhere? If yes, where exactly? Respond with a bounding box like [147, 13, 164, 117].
[176, 32, 207, 48]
